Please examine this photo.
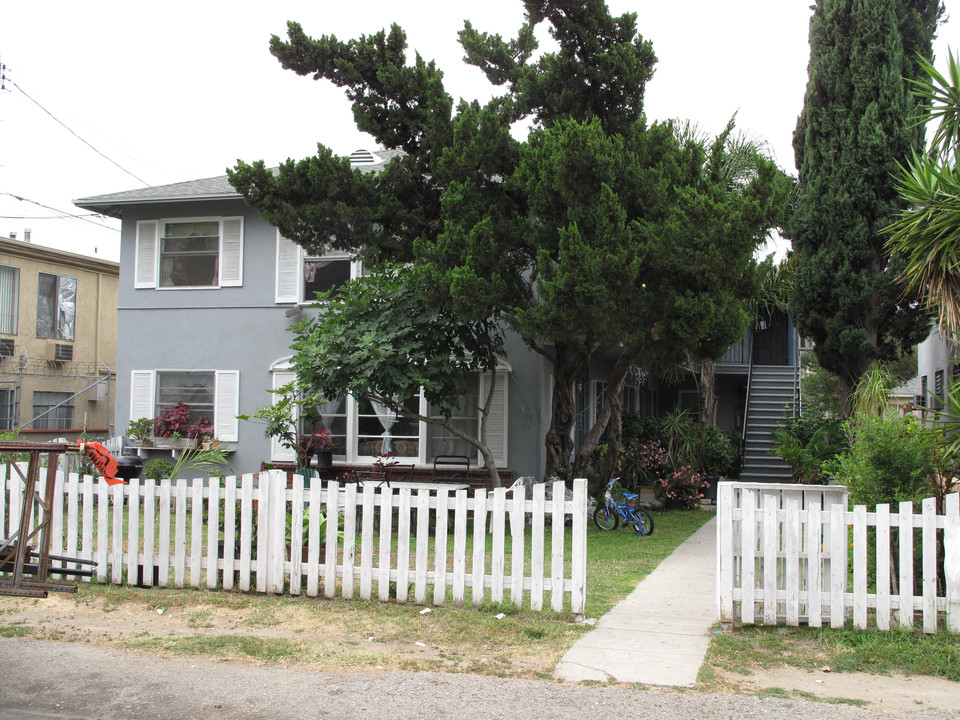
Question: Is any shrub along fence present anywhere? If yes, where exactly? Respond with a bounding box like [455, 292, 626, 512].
[717, 481, 960, 633]
[1, 467, 588, 616]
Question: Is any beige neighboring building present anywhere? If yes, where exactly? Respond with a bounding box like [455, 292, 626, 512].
[0, 235, 118, 441]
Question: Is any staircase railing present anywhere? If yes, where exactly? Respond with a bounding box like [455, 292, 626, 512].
[739, 327, 756, 476]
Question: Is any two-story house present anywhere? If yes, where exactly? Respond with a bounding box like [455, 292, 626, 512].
[75, 151, 798, 483]
[0, 235, 118, 441]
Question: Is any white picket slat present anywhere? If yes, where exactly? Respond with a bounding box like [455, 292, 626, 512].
[2, 469, 588, 617]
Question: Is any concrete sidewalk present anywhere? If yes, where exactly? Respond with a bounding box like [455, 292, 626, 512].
[555, 516, 717, 687]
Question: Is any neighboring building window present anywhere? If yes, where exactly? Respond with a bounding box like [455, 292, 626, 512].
[0, 265, 19, 335]
[0, 387, 14, 430]
[935, 369, 945, 411]
[130, 370, 240, 442]
[36, 273, 76, 340]
[135, 218, 243, 290]
[32, 391, 74, 430]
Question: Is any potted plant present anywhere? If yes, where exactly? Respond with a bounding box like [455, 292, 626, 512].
[238, 382, 333, 486]
[153, 402, 195, 447]
[128, 417, 154, 447]
[299, 428, 336, 468]
[699, 425, 735, 501]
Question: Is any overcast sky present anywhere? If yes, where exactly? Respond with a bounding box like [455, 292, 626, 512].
[0, 0, 956, 262]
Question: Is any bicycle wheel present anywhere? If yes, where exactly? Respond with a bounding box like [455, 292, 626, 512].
[628, 508, 655, 536]
[593, 505, 620, 531]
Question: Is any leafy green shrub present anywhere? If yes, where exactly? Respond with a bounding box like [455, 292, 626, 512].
[144, 459, 174, 482]
[700, 425, 735, 476]
[771, 404, 846, 483]
[828, 414, 937, 509]
[622, 414, 662, 444]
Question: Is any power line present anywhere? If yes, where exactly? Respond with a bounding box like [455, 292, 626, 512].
[0, 193, 119, 232]
[8, 76, 151, 188]
[0, 213, 105, 220]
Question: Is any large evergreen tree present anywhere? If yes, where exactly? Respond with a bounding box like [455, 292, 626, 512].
[230, 0, 787, 480]
[790, 0, 942, 410]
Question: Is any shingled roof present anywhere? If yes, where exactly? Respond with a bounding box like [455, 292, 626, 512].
[74, 149, 402, 218]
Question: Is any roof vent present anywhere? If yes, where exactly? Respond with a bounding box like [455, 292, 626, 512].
[349, 149, 380, 165]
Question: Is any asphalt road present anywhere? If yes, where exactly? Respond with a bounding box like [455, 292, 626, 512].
[2, 638, 957, 720]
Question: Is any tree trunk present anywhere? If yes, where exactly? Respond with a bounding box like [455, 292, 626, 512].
[699, 357, 718, 429]
[543, 341, 589, 481]
[572, 352, 632, 489]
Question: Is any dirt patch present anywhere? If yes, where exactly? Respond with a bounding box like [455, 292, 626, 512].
[721, 666, 960, 712]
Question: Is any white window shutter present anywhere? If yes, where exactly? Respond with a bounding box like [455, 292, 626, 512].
[134, 221, 158, 289]
[480, 371, 508, 466]
[219, 217, 243, 287]
[130, 371, 155, 426]
[214, 370, 240, 441]
[271, 370, 297, 462]
[275, 233, 302, 303]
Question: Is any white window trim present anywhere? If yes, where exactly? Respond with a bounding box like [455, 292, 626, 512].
[130, 369, 239, 441]
[135, 216, 243, 290]
[275, 236, 364, 305]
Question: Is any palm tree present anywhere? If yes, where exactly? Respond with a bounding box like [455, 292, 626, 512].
[887, 50, 960, 335]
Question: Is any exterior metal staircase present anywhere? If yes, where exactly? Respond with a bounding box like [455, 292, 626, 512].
[738, 364, 797, 483]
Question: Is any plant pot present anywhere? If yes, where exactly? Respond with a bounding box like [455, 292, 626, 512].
[316, 450, 333, 468]
[703, 475, 719, 502]
[295, 467, 318, 489]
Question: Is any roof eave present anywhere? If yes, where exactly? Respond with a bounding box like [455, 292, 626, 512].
[74, 192, 242, 218]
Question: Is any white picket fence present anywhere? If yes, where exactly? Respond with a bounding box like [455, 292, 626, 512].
[1, 466, 588, 616]
[717, 481, 960, 632]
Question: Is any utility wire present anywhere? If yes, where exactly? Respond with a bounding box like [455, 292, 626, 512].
[0, 193, 119, 231]
[9, 78, 151, 187]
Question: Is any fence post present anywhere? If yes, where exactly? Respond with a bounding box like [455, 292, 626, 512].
[570, 478, 587, 619]
[945, 493, 960, 633]
[716, 482, 735, 623]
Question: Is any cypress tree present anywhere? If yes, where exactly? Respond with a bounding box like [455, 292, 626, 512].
[790, 0, 942, 409]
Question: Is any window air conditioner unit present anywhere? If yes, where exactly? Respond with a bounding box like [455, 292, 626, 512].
[0, 339, 13, 359]
[47, 342, 73, 363]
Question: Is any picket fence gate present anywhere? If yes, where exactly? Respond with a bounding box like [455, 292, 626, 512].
[717, 481, 960, 633]
[0, 466, 588, 616]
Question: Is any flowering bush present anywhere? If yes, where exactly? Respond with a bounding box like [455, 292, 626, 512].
[655, 465, 707, 510]
[619, 438, 670, 483]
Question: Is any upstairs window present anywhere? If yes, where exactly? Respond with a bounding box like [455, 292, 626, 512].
[275, 234, 361, 303]
[160, 221, 220, 287]
[36, 272, 76, 340]
[136, 217, 243, 289]
[0, 264, 19, 335]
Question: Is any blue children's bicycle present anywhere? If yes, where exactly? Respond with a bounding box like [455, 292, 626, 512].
[594, 478, 655, 536]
